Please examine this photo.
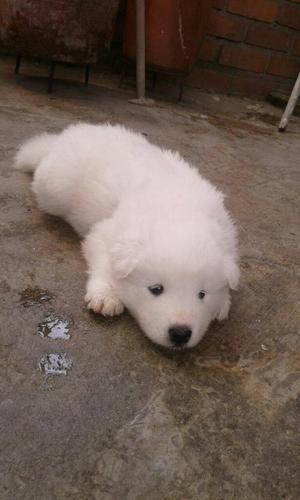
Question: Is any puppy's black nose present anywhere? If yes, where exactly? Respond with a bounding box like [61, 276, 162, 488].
[169, 325, 192, 347]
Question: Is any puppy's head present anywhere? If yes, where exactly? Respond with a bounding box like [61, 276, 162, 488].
[110, 216, 239, 349]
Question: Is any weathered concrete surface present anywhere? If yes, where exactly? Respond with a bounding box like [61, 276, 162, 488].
[0, 56, 299, 500]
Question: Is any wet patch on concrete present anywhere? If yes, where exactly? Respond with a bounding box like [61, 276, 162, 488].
[19, 286, 54, 307]
[242, 111, 279, 126]
[37, 314, 72, 340]
[39, 353, 73, 375]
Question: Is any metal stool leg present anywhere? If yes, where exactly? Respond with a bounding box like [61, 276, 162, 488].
[151, 71, 157, 89]
[119, 64, 127, 88]
[178, 78, 184, 102]
[47, 61, 56, 93]
[84, 64, 90, 86]
[15, 53, 22, 74]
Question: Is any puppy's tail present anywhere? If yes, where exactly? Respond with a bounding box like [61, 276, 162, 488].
[14, 133, 58, 172]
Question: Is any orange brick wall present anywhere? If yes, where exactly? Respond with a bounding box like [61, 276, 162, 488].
[187, 0, 300, 97]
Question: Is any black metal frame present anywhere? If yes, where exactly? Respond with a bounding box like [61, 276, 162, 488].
[14, 53, 91, 93]
[120, 57, 187, 102]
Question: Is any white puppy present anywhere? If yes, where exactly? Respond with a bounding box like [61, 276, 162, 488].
[14, 123, 239, 349]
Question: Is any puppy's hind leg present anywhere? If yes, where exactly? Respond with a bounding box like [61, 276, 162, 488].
[82, 220, 124, 317]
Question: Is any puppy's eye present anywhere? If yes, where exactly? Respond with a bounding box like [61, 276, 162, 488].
[198, 290, 206, 300]
[148, 284, 164, 296]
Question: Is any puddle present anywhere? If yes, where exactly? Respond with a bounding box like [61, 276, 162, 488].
[19, 286, 54, 307]
[39, 353, 73, 375]
[37, 314, 72, 340]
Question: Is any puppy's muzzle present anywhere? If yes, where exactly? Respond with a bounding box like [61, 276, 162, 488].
[168, 325, 192, 347]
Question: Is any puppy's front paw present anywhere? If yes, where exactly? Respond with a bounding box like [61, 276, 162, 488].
[85, 283, 124, 317]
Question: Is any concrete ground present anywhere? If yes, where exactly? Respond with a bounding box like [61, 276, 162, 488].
[0, 55, 299, 500]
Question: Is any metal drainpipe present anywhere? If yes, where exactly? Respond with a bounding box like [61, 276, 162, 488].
[136, 0, 145, 100]
[129, 0, 154, 105]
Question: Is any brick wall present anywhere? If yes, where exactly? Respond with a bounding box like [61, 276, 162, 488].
[187, 0, 300, 97]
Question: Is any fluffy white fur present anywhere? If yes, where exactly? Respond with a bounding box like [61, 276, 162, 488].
[14, 123, 239, 348]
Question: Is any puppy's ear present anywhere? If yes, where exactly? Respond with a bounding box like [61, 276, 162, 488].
[111, 238, 143, 279]
[225, 258, 240, 290]
[216, 258, 239, 322]
[216, 293, 231, 321]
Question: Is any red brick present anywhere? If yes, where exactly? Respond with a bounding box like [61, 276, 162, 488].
[186, 67, 231, 93]
[292, 36, 300, 56]
[220, 45, 269, 73]
[246, 24, 290, 52]
[230, 74, 270, 96]
[228, 0, 278, 22]
[198, 38, 221, 62]
[267, 55, 300, 78]
[208, 11, 248, 41]
[277, 4, 300, 30]
[187, 66, 295, 98]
